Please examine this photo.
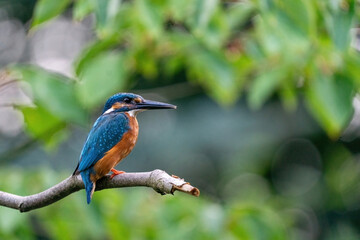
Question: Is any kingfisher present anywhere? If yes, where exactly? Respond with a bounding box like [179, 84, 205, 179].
[73, 93, 176, 204]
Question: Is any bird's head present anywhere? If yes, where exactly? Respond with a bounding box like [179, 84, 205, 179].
[102, 93, 176, 116]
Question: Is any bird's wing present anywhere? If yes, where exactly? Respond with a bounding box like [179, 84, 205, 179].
[77, 113, 130, 172]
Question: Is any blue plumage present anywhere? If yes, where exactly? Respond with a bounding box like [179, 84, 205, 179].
[78, 113, 129, 172]
[80, 170, 94, 204]
[75, 113, 129, 203]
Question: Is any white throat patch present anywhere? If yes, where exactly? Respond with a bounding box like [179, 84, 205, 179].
[104, 107, 115, 114]
[128, 109, 144, 117]
[103, 108, 144, 116]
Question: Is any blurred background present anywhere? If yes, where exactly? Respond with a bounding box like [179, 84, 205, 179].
[1, 0, 360, 239]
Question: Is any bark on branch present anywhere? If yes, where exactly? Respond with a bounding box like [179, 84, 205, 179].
[0, 169, 200, 212]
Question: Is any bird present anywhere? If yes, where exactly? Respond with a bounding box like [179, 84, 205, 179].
[73, 93, 176, 204]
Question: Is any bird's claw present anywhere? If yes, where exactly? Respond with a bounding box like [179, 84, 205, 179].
[110, 169, 125, 179]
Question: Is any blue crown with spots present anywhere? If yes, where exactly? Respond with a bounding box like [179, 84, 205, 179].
[103, 93, 142, 113]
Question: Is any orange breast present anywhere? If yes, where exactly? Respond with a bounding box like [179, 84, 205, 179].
[91, 114, 139, 182]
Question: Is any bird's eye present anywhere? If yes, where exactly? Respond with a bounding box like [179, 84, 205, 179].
[123, 97, 132, 103]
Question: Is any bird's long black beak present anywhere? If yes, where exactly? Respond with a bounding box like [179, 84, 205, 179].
[135, 99, 177, 110]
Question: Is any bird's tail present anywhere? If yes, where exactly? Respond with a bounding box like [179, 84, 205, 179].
[80, 170, 95, 204]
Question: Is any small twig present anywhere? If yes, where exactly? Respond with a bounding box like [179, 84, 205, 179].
[0, 104, 17, 108]
[0, 169, 200, 212]
[0, 79, 18, 93]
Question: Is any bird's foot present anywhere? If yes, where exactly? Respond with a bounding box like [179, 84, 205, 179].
[110, 168, 125, 179]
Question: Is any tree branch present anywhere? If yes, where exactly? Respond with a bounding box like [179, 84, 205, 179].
[0, 169, 200, 212]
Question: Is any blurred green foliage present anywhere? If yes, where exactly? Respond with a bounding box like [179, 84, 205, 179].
[10, 0, 360, 141]
[3, 0, 360, 239]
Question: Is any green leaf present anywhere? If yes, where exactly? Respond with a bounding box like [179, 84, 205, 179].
[331, 9, 354, 51]
[343, 52, 360, 88]
[75, 37, 119, 76]
[254, 16, 283, 56]
[32, 0, 71, 27]
[248, 67, 288, 109]
[93, 0, 122, 37]
[226, 1, 255, 30]
[21, 106, 67, 150]
[76, 51, 128, 108]
[305, 70, 354, 138]
[136, 0, 163, 39]
[73, 0, 95, 21]
[187, 0, 227, 48]
[276, 0, 317, 37]
[254, 1, 313, 59]
[323, 0, 355, 51]
[189, 0, 218, 32]
[188, 45, 237, 105]
[13, 66, 88, 124]
[167, 0, 193, 22]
